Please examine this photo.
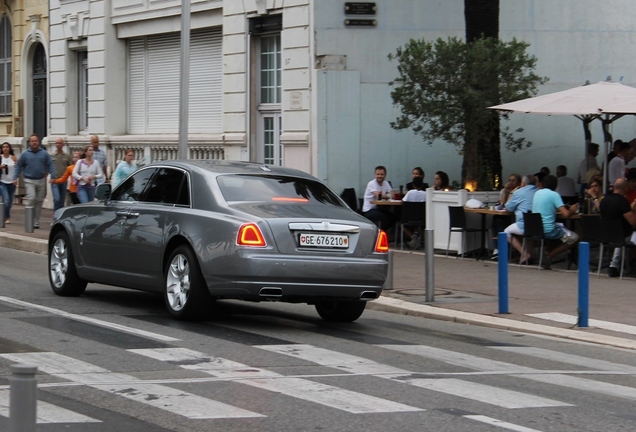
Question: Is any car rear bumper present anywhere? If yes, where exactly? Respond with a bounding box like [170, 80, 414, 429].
[203, 253, 388, 301]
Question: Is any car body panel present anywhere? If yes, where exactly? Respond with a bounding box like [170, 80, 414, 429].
[50, 160, 388, 306]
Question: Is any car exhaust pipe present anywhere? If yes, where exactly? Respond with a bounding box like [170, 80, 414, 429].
[259, 287, 283, 297]
[359, 291, 379, 300]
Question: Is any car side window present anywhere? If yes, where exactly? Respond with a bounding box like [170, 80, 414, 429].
[110, 168, 156, 202]
[141, 168, 187, 205]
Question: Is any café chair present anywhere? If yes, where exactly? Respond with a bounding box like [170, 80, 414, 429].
[399, 201, 426, 251]
[446, 206, 484, 259]
[520, 212, 547, 269]
[340, 188, 360, 213]
[597, 218, 635, 279]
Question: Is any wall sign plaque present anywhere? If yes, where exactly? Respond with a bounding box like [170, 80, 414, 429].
[344, 2, 376, 15]
[345, 19, 377, 27]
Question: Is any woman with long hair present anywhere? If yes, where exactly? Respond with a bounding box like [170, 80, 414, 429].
[433, 171, 450, 190]
[0, 142, 17, 224]
[72, 145, 103, 203]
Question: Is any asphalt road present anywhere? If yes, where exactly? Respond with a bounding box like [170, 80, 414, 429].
[1, 248, 636, 432]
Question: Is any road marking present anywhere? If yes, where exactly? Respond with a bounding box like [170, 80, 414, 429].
[527, 312, 636, 336]
[0, 352, 263, 419]
[258, 344, 569, 409]
[464, 414, 545, 432]
[256, 344, 412, 376]
[0, 296, 179, 342]
[379, 344, 636, 402]
[376, 344, 536, 372]
[492, 346, 636, 372]
[131, 347, 422, 414]
[406, 378, 567, 409]
[0, 389, 101, 424]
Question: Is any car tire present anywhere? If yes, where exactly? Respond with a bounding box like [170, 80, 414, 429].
[164, 245, 214, 320]
[49, 231, 88, 297]
[315, 300, 367, 322]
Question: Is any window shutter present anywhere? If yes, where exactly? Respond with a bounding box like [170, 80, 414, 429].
[189, 29, 222, 133]
[128, 39, 146, 134]
[128, 29, 222, 134]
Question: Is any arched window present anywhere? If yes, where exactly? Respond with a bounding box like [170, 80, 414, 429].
[0, 14, 11, 116]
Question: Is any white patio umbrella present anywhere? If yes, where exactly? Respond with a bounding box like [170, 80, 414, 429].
[489, 81, 636, 192]
[489, 81, 636, 116]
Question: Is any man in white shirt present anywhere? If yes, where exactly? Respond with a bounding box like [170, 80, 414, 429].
[402, 176, 426, 248]
[362, 165, 393, 230]
[555, 164, 577, 199]
[608, 141, 632, 187]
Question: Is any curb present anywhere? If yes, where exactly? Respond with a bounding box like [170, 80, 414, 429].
[0, 232, 48, 255]
[367, 296, 636, 351]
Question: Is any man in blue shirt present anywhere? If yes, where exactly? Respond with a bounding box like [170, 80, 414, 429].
[532, 175, 579, 269]
[13, 134, 55, 229]
[504, 174, 538, 264]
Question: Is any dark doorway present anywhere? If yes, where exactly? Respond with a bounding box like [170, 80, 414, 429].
[32, 43, 47, 140]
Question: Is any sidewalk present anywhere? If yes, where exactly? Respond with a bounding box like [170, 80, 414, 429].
[1, 203, 635, 350]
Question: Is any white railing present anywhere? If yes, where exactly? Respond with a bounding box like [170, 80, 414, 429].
[426, 189, 498, 254]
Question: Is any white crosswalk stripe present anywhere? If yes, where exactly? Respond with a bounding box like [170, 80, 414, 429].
[257, 344, 570, 409]
[492, 346, 636, 373]
[379, 344, 636, 402]
[464, 414, 545, 432]
[130, 347, 423, 414]
[0, 389, 101, 424]
[0, 352, 263, 420]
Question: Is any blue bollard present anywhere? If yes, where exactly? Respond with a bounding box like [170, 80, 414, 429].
[497, 232, 509, 314]
[578, 242, 590, 327]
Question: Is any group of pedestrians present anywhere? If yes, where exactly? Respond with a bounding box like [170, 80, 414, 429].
[0, 134, 137, 229]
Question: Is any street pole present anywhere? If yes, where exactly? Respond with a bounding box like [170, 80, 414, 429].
[178, 0, 191, 160]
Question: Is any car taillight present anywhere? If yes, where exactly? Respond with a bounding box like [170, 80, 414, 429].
[237, 223, 267, 247]
[375, 230, 389, 253]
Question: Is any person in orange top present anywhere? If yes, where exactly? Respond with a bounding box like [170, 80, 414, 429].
[51, 151, 81, 205]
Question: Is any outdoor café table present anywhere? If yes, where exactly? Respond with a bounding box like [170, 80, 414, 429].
[371, 200, 403, 235]
[463, 207, 513, 260]
[370, 200, 403, 206]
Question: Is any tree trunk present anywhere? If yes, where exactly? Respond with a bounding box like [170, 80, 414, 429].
[464, 0, 500, 190]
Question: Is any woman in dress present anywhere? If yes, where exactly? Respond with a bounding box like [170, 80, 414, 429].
[0, 142, 17, 224]
[112, 149, 137, 188]
[72, 145, 103, 203]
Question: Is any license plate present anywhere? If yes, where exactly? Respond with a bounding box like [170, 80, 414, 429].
[299, 233, 349, 249]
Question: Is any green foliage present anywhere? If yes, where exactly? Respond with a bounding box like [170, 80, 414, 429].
[388, 37, 548, 186]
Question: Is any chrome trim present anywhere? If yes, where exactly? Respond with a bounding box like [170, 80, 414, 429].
[288, 222, 360, 233]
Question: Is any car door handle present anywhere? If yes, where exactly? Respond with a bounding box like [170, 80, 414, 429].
[127, 212, 140, 219]
[116, 211, 129, 217]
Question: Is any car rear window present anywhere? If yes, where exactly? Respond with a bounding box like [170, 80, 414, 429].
[217, 174, 344, 206]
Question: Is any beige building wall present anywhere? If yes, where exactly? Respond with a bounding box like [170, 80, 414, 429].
[0, 0, 49, 150]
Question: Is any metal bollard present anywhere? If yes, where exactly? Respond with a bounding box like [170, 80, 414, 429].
[24, 205, 34, 233]
[497, 232, 509, 314]
[425, 228, 434, 302]
[0, 201, 4, 228]
[383, 250, 394, 290]
[578, 242, 590, 328]
[9, 364, 37, 432]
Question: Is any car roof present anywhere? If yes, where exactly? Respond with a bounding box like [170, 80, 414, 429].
[146, 159, 316, 180]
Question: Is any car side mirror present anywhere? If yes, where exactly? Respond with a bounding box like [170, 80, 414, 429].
[95, 183, 111, 201]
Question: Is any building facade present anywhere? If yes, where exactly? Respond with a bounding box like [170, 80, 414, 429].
[14, 0, 636, 199]
[0, 0, 50, 151]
